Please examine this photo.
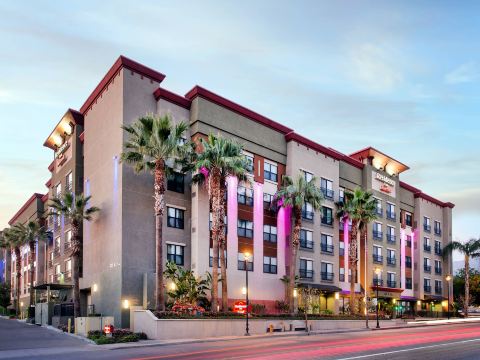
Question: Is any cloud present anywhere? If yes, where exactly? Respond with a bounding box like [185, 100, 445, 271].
[347, 43, 403, 92]
[445, 61, 480, 84]
[440, 187, 480, 215]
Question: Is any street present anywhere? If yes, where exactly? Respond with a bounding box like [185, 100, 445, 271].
[0, 319, 479, 359]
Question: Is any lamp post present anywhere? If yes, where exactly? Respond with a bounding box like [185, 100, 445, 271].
[375, 267, 381, 328]
[446, 275, 452, 320]
[244, 252, 251, 336]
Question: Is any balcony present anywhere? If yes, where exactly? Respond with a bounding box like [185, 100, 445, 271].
[321, 188, 335, 200]
[424, 224, 431, 232]
[386, 211, 396, 221]
[64, 241, 72, 251]
[387, 257, 396, 266]
[338, 195, 344, 203]
[54, 273, 62, 282]
[373, 254, 383, 263]
[373, 278, 383, 286]
[435, 267, 442, 275]
[424, 244, 431, 252]
[300, 239, 314, 250]
[53, 248, 61, 258]
[373, 231, 383, 241]
[434, 228, 442, 236]
[299, 269, 314, 279]
[48, 260, 53, 268]
[424, 265, 432, 272]
[435, 286, 443, 295]
[64, 270, 72, 280]
[435, 247, 443, 256]
[386, 234, 396, 243]
[302, 210, 314, 221]
[375, 208, 383, 217]
[387, 280, 397, 288]
[424, 285, 431, 293]
[320, 243, 334, 254]
[321, 272, 334, 281]
[321, 217, 333, 226]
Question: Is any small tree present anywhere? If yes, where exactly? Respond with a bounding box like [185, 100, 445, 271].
[2, 227, 26, 315]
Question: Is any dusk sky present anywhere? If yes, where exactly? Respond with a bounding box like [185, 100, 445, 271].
[1, 1, 479, 259]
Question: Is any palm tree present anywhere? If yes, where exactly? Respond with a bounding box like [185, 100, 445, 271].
[11, 221, 48, 310]
[194, 134, 249, 312]
[275, 174, 323, 313]
[443, 238, 480, 317]
[49, 192, 99, 318]
[336, 188, 377, 315]
[121, 114, 189, 312]
[2, 227, 26, 315]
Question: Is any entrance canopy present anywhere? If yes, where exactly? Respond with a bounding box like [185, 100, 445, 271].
[33, 283, 73, 291]
[298, 283, 342, 293]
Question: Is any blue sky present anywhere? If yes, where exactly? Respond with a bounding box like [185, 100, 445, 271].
[1, 1, 479, 257]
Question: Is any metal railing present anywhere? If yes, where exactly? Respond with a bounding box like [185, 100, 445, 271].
[300, 239, 314, 249]
[302, 210, 314, 221]
[424, 285, 431, 293]
[424, 224, 431, 232]
[424, 244, 431, 252]
[387, 280, 396, 288]
[321, 272, 334, 281]
[387, 234, 396, 243]
[373, 278, 383, 286]
[387, 257, 396, 265]
[373, 231, 383, 240]
[320, 243, 334, 253]
[373, 254, 383, 263]
[386, 211, 396, 220]
[321, 188, 334, 200]
[299, 269, 314, 279]
[424, 265, 432, 272]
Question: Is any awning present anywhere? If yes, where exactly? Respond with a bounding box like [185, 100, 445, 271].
[424, 295, 446, 302]
[33, 283, 73, 291]
[400, 296, 418, 301]
[298, 283, 342, 293]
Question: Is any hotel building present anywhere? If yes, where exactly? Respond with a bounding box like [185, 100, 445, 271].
[2, 56, 454, 326]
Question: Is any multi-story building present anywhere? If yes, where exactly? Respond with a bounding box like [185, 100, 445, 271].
[4, 56, 454, 326]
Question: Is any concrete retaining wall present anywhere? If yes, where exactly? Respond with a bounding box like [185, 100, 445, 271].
[133, 310, 399, 340]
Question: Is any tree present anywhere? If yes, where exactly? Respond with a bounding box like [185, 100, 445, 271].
[49, 192, 99, 318]
[12, 221, 48, 308]
[453, 268, 480, 307]
[0, 283, 11, 310]
[121, 114, 189, 312]
[275, 174, 323, 313]
[163, 261, 208, 307]
[336, 188, 377, 315]
[443, 238, 480, 317]
[194, 134, 250, 312]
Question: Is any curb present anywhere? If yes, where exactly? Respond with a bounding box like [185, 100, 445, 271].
[42, 325, 96, 345]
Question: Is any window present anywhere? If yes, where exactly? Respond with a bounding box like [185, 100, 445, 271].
[386, 226, 396, 243]
[405, 212, 412, 227]
[373, 222, 382, 239]
[321, 262, 334, 281]
[263, 256, 277, 274]
[55, 183, 62, 198]
[263, 225, 277, 243]
[406, 235, 412, 248]
[244, 154, 254, 174]
[435, 280, 442, 294]
[387, 249, 396, 265]
[424, 217, 431, 232]
[303, 171, 313, 183]
[435, 260, 442, 274]
[387, 272, 396, 288]
[65, 230, 72, 249]
[320, 178, 334, 199]
[167, 172, 185, 193]
[66, 172, 73, 192]
[321, 207, 333, 226]
[434, 221, 441, 235]
[55, 264, 61, 282]
[237, 219, 253, 238]
[320, 234, 334, 253]
[339, 267, 345, 282]
[209, 248, 226, 267]
[300, 229, 313, 249]
[424, 278, 431, 292]
[209, 212, 227, 233]
[264, 162, 278, 182]
[406, 256, 412, 268]
[299, 259, 313, 279]
[238, 253, 253, 271]
[424, 237, 431, 252]
[237, 186, 253, 206]
[302, 202, 314, 220]
[386, 203, 395, 220]
[373, 246, 382, 263]
[375, 198, 383, 216]
[373, 270, 382, 286]
[54, 237, 61, 254]
[65, 259, 72, 279]
[435, 240, 442, 255]
[406, 277, 412, 289]
[339, 187, 345, 203]
[339, 241, 345, 256]
[263, 193, 274, 209]
[424, 257, 431, 272]
[167, 207, 184, 229]
[167, 244, 184, 265]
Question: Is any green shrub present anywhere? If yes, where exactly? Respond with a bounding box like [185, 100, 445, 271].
[94, 336, 116, 345]
[117, 334, 140, 343]
[136, 332, 148, 340]
[251, 303, 266, 315]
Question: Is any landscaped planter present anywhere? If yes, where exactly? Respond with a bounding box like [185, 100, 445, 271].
[75, 316, 114, 336]
[132, 310, 399, 340]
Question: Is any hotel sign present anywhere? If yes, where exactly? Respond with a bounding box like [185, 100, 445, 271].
[55, 140, 70, 159]
[372, 171, 396, 198]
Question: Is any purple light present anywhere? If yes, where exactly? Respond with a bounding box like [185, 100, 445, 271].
[200, 166, 209, 178]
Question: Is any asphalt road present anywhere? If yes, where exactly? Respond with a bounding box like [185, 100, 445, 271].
[0, 318, 479, 359]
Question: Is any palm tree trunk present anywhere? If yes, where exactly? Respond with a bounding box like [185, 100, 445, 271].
[14, 247, 21, 316]
[464, 255, 470, 317]
[219, 188, 228, 311]
[71, 222, 82, 318]
[154, 160, 166, 312]
[289, 207, 302, 313]
[28, 241, 35, 311]
[349, 222, 358, 315]
[209, 169, 221, 312]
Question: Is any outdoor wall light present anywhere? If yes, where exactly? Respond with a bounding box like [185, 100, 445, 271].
[122, 299, 129, 309]
[335, 292, 340, 300]
[242, 287, 247, 295]
[20, 302, 23, 307]
[169, 282, 177, 291]
[293, 288, 298, 298]
[93, 283, 98, 292]
[417, 300, 421, 305]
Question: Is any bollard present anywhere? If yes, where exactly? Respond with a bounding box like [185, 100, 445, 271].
[67, 318, 71, 333]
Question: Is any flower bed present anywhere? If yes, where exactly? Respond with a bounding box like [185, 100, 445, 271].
[87, 329, 148, 345]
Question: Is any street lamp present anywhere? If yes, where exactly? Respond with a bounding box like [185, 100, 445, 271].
[375, 267, 381, 329]
[244, 252, 251, 336]
[446, 275, 452, 320]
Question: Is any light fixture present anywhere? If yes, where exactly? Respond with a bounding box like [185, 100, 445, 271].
[242, 287, 247, 295]
[335, 292, 340, 300]
[62, 121, 74, 136]
[392, 299, 397, 304]
[417, 300, 421, 305]
[93, 283, 98, 292]
[20, 302, 24, 307]
[293, 288, 298, 298]
[169, 282, 177, 291]
[446, 275, 452, 282]
[122, 299, 129, 309]
[244, 252, 251, 262]
[375, 267, 381, 275]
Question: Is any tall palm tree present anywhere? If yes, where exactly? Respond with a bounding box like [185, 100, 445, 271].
[275, 174, 323, 313]
[336, 188, 377, 315]
[49, 192, 99, 318]
[121, 114, 189, 312]
[443, 238, 480, 317]
[2, 227, 26, 315]
[13, 221, 49, 309]
[194, 134, 249, 312]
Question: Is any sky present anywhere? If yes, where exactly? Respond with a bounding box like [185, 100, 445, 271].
[1, 1, 479, 260]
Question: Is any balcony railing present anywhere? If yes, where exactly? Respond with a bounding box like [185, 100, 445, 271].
[386, 234, 396, 243]
[320, 243, 334, 254]
[434, 228, 442, 236]
[424, 285, 431, 293]
[53, 248, 61, 258]
[373, 231, 383, 240]
[300, 239, 314, 250]
[373, 278, 383, 286]
[387, 280, 397, 288]
[424, 224, 431, 232]
[64, 241, 72, 250]
[435, 286, 443, 295]
[321, 272, 334, 281]
[338, 195, 344, 203]
[424, 244, 431, 252]
[435, 267, 442, 275]
[64, 270, 72, 280]
[299, 269, 314, 279]
[302, 210, 314, 221]
[321, 188, 334, 200]
[375, 208, 383, 217]
[373, 254, 383, 263]
[321, 217, 333, 226]
[48, 260, 53, 268]
[387, 257, 396, 266]
[424, 265, 432, 272]
[435, 247, 443, 256]
[386, 211, 396, 220]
